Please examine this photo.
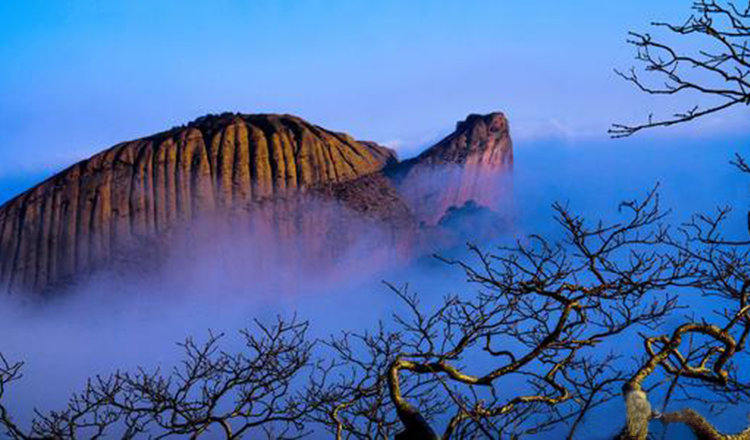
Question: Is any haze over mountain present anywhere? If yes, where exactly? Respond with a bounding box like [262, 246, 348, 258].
[0, 112, 512, 296]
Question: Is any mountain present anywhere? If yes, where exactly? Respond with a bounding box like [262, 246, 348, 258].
[0, 112, 513, 296]
[387, 113, 513, 223]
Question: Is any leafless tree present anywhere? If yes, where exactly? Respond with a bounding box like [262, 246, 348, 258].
[615, 192, 750, 439]
[307, 184, 750, 439]
[606, 2, 750, 437]
[0, 316, 319, 439]
[610, 0, 749, 138]
[2, 183, 750, 438]
[306, 188, 720, 439]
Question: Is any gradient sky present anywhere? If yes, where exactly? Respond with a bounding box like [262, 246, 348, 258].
[1, 0, 748, 190]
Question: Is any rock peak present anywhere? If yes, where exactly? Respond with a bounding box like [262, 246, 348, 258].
[0, 112, 398, 295]
[390, 111, 512, 170]
[455, 112, 508, 132]
[385, 111, 513, 224]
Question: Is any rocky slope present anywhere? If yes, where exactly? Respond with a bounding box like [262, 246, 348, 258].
[0, 112, 512, 296]
[387, 112, 513, 224]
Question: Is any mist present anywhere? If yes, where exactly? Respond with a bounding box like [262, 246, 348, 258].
[0, 132, 749, 438]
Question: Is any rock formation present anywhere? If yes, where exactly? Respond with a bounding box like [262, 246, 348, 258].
[0, 112, 513, 296]
[387, 113, 513, 224]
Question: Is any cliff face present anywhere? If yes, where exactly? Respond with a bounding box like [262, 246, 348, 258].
[0, 112, 512, 296]
[0, 113, 398, 295]
[387, 112, 513, 224]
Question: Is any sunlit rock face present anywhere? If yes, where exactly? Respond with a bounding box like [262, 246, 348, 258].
[0, 112, 513, 296]
[387, 112, 513, 224]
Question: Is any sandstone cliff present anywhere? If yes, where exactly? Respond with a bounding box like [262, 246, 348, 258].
[0, 112, 512, 296]
[387, 112, 513, 224]
[0, 113, 398, 295]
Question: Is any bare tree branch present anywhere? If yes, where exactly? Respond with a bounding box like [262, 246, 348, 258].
[611, 0, 750, 138]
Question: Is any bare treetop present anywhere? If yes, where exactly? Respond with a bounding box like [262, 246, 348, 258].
[610, 0, 750, 138]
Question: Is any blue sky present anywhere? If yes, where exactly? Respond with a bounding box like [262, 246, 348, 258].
[0, 1, 748, 188]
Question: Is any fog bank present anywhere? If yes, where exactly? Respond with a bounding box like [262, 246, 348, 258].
[0, 133, 748, 438]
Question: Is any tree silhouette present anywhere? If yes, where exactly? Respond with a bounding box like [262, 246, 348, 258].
[610, 0, 749, 138]
[2, 181, 750, 438]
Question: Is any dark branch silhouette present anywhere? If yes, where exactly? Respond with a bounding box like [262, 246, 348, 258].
[0, 317, 318, 439]
[2, 179, 750, 438]
[309, 187, 711, 439]
[610, 0, 750, 138]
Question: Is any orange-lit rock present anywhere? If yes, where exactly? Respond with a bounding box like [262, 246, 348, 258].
[0, 112, 512, 296]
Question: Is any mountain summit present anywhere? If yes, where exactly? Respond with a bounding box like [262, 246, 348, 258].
[388, 112, 513, 223]
[0, 112, 513, 296]
[401, 112, 511, 168]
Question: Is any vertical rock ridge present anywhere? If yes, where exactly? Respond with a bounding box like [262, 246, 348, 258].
[232, 121, 251, 206]
[0, 113, 398, 295]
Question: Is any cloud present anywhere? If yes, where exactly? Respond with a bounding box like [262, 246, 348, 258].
[510, 117, 606, 143]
